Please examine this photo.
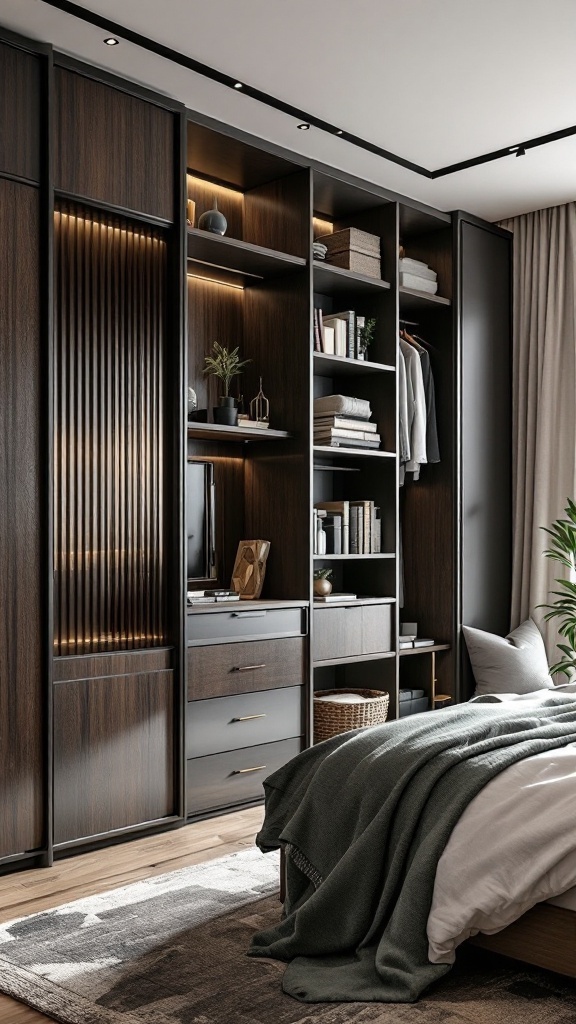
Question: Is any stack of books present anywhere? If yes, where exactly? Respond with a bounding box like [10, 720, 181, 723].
[313, 308, 368, 360]
[313, 499, 381, 554]
[187, 589, 240, 605]
[313, 394, 380, 450]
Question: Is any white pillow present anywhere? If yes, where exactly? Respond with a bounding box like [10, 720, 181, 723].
[462, 618, 554, 696]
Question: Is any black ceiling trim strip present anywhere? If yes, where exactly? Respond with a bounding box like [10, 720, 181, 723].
[40, 0, 576, 180]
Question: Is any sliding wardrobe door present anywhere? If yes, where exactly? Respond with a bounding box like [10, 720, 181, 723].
[456, 214, 512, 696]
[0, 179, 45, 859]
[52, 203, 177, 845]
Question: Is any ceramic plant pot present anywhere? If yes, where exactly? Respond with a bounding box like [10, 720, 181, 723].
[313, 577, 333, 597]
[213, 396, 238, 426]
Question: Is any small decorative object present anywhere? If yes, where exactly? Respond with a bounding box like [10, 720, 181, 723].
[186, 199, 196, 227]
[197, 197, 227, 236]
[249, 377, 269, 425]
[231, 540, 270, 599]
[313, 567, 333, 597]
[538, 497, 576, 676]
[313, 689, 389, 743]
[187, 386, 197, 417]
[358, 317, 376, 359]
[203, 342, 251, 426]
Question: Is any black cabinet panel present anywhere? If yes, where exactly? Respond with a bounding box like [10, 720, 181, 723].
[186, 738, 301, 816]
[186, 686, 302, 757]
[0, 43, 40, 182]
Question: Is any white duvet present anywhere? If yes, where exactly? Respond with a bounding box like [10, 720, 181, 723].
[427, 686, 576, 963]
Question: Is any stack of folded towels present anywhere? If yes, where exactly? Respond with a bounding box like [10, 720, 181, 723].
[399, 256, 438, 295]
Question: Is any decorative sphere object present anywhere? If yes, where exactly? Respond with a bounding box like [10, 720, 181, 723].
[198, 198, 227, 236]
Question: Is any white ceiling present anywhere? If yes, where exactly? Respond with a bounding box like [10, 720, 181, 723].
[2, 0, 576, 221]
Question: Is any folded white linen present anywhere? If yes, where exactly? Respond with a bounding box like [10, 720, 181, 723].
[427, 691, 576, 964]
[399, 272, 438, 294]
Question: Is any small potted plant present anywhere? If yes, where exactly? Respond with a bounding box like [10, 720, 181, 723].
[313, 567, 333, 597]
[203, 342, 251, 426]
[358, 317, 376, 360]
[538, 498, 576, 676]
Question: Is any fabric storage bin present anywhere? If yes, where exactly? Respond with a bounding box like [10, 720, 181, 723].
[316, 227, 381, 279]
[398, 689, 429, 717]
[314, 689, 389, 743]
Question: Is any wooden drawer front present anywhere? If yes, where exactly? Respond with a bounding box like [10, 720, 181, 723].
[313, 604, 392, 663]
[188, 636, 305, 699]
[187, 738, 301, 816]
[187, 606, 306, 645]
[186, 686, 302, 758]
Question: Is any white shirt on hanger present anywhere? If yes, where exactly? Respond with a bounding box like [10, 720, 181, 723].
[400, 337, 427, 476]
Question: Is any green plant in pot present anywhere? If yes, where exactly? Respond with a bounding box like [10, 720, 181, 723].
[313, 567, 333, 597]
[358, 317, 376, 359]
[203, 342, 251, 426]
[538, 497, 576, 676]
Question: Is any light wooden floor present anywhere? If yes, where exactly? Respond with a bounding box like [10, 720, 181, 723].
[0, 806, 265, 1024]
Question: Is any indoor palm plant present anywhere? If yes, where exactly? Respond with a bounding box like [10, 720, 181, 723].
[203, 342, 250, 425]
[539, 498, 576, 676]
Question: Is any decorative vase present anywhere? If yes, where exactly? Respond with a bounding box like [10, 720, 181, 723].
[314, 577, 332, 597]
[198, 198, 227, 236]
[213, 396, 238, 426]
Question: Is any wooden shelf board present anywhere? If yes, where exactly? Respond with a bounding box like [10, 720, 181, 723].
[399, 286, 451, 311]
[187, 229, 306, 285]
[313, 651, 396, 668]
[313, 352, 395, 376]
[314, 597, 396, 608]
[188, 422, 291, 442]
[313, 262, 391, 296]
[313, 445, 395, 459]
[399, 643, 451, 657]
[313, 553, 396, 560]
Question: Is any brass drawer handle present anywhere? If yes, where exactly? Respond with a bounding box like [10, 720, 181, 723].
[232, 765, 267, 774]
[231, 663, 266, 672]
[232, 714, 267, 722]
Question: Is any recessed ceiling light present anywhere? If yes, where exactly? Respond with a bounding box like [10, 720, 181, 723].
[297, 123, 311, 130]
[104, 37, 119, 46]
[515, 146, 526, 157]
[233, 82, 243, 89]
[335, 129, 343, 136]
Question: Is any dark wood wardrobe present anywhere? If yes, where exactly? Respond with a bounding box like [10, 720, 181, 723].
[0, 25, 511, 874]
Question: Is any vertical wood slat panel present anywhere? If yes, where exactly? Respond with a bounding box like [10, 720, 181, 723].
[54, 202, 167, 655]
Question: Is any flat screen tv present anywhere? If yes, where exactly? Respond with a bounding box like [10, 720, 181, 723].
[186, 459, 216, 582]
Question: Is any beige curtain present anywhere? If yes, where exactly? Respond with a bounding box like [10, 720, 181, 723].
[501, 204, 576, 661]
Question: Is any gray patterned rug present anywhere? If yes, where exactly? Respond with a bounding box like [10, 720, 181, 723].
[0, 848, 575, 1024]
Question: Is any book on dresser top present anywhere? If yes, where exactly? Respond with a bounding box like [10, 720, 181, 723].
[314, 433, 381, 449]
[314, 592, 357, 602]
[314, 426, 380, 442]
[399, 638, 435, 648]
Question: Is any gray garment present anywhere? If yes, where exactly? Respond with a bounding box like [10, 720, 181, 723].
[400, 338, 427, 475]
[415, 344, 440, 464]
[398, 347, 411, 464]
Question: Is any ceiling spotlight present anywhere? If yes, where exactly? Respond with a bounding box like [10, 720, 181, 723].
[297, 123, 311, 130]
[515, 146, 526, 157]
[233, 82, 243, 89]
[104, 37, 119, 45]
[335, 129, 343, 136]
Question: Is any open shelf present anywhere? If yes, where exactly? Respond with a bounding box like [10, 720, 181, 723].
[313, 651, 396, 668]
[187, 228, 306, 286]
[313, 262, 391, 297]
[188, 422, 292, 442]
[313, 352, 395, 376]
[313, 445, 395, 460]
[399, 286, 451, 311]
[314, 553, 395, 560]
[399, 643, 450, 657]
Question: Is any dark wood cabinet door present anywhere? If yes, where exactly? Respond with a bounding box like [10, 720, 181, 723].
[53, 67, 174, 220]
[53, 668, 175, 844]
[0, 43, 40, 182]
[0, 179, 44, 858]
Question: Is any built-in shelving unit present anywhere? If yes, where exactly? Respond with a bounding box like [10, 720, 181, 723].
[187, 228, 306, 286]
[313, 262, 391, 296]
[399, 643, 451, 657]
[188, 423, 291, 442]
[313, 352, 395, 376]
[398, 286, 452, 311]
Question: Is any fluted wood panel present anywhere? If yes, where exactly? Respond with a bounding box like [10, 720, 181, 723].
[0, 180, 44, 858]
[54, 203, 167, 655]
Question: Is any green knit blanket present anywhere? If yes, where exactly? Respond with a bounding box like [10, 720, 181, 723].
[249, 697, 576, 1002]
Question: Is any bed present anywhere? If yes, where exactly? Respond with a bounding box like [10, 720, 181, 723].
[249, 688, 576, 1003]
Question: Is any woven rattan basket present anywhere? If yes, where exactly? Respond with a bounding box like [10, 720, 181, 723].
[313, 689, 390, 743]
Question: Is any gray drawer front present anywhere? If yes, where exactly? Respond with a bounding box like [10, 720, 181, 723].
[186, 686, 302, 758]
[187, 737, 301, 815]
[313, 603, 392, 663]
[187, 636, 305, 700]
[187, 606, 306, 645]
